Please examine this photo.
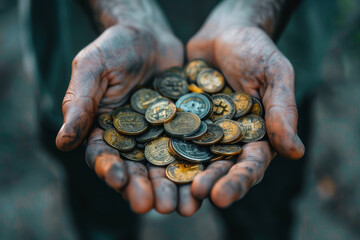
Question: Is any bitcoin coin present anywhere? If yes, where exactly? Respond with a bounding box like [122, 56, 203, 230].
[226, 122, 247, 144]
[113, 112, 148, 135]
[175, 93, 212, 119]
[185, 58, 211, 84]
[192, 124, 224, 145]
[135, 126, 164, 143]
[145, 136, 176, 166]
[145, 98, 176, 125]
[166, 160, 203, 184]
[183, 121, 208, 140]
[163, 66, 186, 78]
[215, 119, 245, 144]
[210, 94, 236, 121]
[103, 128, 136, 152]
[112, 106, 135, 120]
[164, 112, 201, 137]
[238, 114, 266, 142]
[249, 97, 264, 116]
[120, 148, 146, 161]
[197, 68, 225, 93]
[156, 74, 189, 100]
[210, 144, 243, 156]
[98, 112, 113, 130]
[231, 92, 253, 118]
[130, 88, 161, 114]
[171, 138, 214, 163]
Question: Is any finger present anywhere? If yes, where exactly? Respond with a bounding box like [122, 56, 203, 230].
[124, 161, 154, 214]
[262, 55, 305, 159]
[191, 160, 234, 200]
[56, 47, 106, 151]
[86, 128, 128, 190]
[148, 164, 177, 214]
[211, 141, 274, 208]
[177, 184, 202, 217]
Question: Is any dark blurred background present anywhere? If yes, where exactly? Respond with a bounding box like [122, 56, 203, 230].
[1, 0, 360, 239]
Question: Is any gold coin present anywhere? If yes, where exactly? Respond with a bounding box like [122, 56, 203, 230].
[210, 94, 236, 121]
[238, 114, 266, 142]
[97, 112, 113, 130]
[113, 112, 148, 135]
[197, 68, 225, 93]
[120, 148, 145, 161]
[188, 84, 204, 93]
[130, 88, 161, 114]
[145, 98, 176, 125]
[226, 123, 247, 144]
[231, 92, 253, 118]
[103, 128, 136, 152]
[249, 97, 264, 116]
[166, 160, 203, 184]
[220, 85, 234, 95]
[192, 123, 224, 145]
[215, 119, 244, 144]
[209, 155, 225, 162]
[164, 112, 201, 137]
[112, 106, 135, 120]
[185, 58, 211, 84]
[210, 144, 243, 156]
[145, 136, 176, 166]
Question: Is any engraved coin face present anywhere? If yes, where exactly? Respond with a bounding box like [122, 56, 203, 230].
[98, 112, 113, 130]
[112, 106, 135, 120]
[156, 74, 189, 100]
[183, 121, 208, 140]
[171, 138, 214, 162]
[175, 93, 212, 119]
[166, 160, 203, 184]
[238, 114, 266, 142]
[120, 148, 145, 161]
[197, 68, 225, 93]
[145, 136, 176, 166]
[231, 92, 253, 118]
[210, 144, 243, 156]
[103, 128, 136, 152]
[135, 126, 164, 143]
[164, 112, 201, 137]
[210, 94, 236, 121]
[145, 99, 176, 125]
[185, 58, 211, 84]
[113, 112, 148, 135]
[130, 88, 161, 114]
[163, 66, 186, 78]
[192, 124, 224, 145]
[215, 119, 244, 144]
[249, 97, 263, 117]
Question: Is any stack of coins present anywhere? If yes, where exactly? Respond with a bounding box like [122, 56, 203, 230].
[98, 59, 266, 184]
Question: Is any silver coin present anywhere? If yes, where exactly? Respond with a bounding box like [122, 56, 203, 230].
[171, 138, 213, 163]
[183, 122, 208, 140]
[175, 93, 212, 119]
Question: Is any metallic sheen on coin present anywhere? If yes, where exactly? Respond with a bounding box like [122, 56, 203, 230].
[145, 98, 176, 125]
[185, 58, 211, 84]
[197, 68, 225, 93]
[164, 112, 201, 137]
[156, 74, 189, 100]
[98, 112, 113, 130]
[103, 128, 136, 152]
[135, 126, 164, 143]
[210, 144, 243, 156]
[183, 121, 208, 140]
[130, 88, 161, 114]
[145, 136, 176, 166]
[171, 138, 214, 163]
[120, 148, 146, 161]
[249, 97, 264, 117]
[192, 124, 224, 145]
[231, 92, 253, 118]
[215, 119, 245, 144]
[175, 93, 212, 119]
[238, 114, 266, 142]
[210, 94, 236, 121]
[166, 160, 203, 184]
[113, 112, 148, 135]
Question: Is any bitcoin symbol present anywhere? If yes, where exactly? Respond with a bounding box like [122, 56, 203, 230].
[213, 101, 228, 115]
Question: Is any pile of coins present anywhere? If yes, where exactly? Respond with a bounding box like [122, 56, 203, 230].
[98, 59, 266, 184]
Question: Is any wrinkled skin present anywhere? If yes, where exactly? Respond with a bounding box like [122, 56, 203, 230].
[188, 25, 305, 208]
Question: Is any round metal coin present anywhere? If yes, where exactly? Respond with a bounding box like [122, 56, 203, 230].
[175, 93, 212, 119]
[210, 94, 236, 121]
[215, 119, 245, 144]
[183, 121, 208, 140]
[145, 136, 176, 166]
[185, 58, 211, 84]
[249, 97, 264, 116]
[103, 128, 136, 152]
[166, 160, 204, 184]
[120, 148, 145, 161]
[145, 98, 176, 125]
[197, 68, 225, 93]
[130, 88, 161, 114]
[238, 114, 266, 142]
[113, 112, 148, 135]
[164, 112, 201, 137]
[98, 112, 113, 130]
[231, 92, 253, 118]
[192, 124, 224, 145]
[135, 126, 164, 143]
[112, 106, 135, 120]
[171, 138, 214, 163]
[210, 144, 243, 156]
[156, 74, 189, 100]
[163, 66, 186, 78]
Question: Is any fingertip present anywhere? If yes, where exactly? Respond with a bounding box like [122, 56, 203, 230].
[191, 173, 211, 200]
[105, 160, 128, 190]
[210, 180, 234, 208]
[56, 123, 80, 152]
[153, 178, 177, 214]
[127, 176, 154, 214]
[177, 184, 202, 217]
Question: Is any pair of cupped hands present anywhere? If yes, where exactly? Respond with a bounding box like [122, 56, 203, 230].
[55, 19, 305, 216]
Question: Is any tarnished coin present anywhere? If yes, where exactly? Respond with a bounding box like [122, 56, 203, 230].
[135, 126, 164, 143]
[156, 74, 189, 100]
[183, 121, 208, 140]
[185, 58, 211, 84]
[249, 97, 264, 116]
[145, 98, 176, 125]
[223, 155, 237, 160]
[231, 92, 253, 118]
[210, 144, 243, 156]
[203, 119, 213, 125]
[166, 160, 203, 184]
[164, 112, 201, 137]
[145, 136, 176, 166]
[188, 84, 204, 93]
[210, 94, 236, 121]
[171, 138, 214, 163]
[103, 128, 136, 152]
[238, 114, 266, 142]
[136, 143, 145, 149]
[98, 112, 113, 130]
[227, 123, 247, 144]
[192, 124, 224, 145]
[215, 119, 245, 144]
[130, 88, 161, 114]
[209, 155, 225, 162]
[163, 66, 186, 78]
[197, 68, 225, 93]
[112, 106, 135, 120]
[120, 148, 145, 161]
[220, 85, 234, 95]
[113, 112, 148, 135]
[175, 93, 212, 119]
